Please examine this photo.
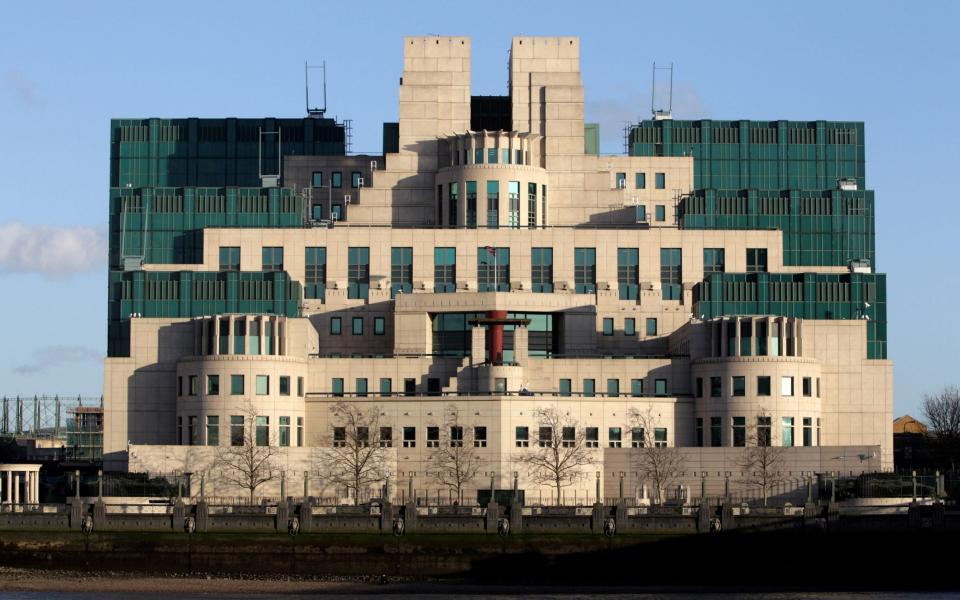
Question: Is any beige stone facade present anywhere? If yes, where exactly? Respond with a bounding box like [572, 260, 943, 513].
[105, 36, 892, 501]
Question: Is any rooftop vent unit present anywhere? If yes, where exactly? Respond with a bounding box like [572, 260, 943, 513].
[849, 259, 872, 274]
[838, 178, 858, 191]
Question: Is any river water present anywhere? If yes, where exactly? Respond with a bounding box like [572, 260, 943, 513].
[1, 593, 957, 599]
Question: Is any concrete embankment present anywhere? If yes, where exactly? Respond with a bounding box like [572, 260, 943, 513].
[1, 529, 959, 591]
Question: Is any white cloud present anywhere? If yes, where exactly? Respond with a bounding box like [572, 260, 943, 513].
[13, 346, 102, 375]
[0, 222, 107, 280]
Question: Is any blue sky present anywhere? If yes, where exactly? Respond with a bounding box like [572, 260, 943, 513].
[0, 1, 957, 418]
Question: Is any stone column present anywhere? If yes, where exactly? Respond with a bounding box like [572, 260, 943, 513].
[33, 470, 40, 504]
[733, 317, 741, 357]
[3, 470, 9, 503]
[227, 315, 235, 356]
[13, 473, 20, 504]
[213, 316, 221, 356]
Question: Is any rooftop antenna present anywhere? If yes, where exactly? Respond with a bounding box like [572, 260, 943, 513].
[651, 62, 673, 120]
[305, 61, 327, 118]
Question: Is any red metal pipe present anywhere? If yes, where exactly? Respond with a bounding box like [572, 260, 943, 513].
[486, 310, 507, 364]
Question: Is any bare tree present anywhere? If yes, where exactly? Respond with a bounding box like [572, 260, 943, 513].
[627, 408, 685, 505]
[736, 411, 787, 506]
[427, 405, 484, 503]
[314, 401, 388, 503]
[514, 406, 596, 504]
[214, 405, 278, 503]
[922, 386, 960, 470]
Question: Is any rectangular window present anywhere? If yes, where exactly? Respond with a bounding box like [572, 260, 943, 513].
[782, 417, 795, 447]
[703, 248, 725, 277]
[559, 378, 571, 397]
[474, 426, 487, 447]
[279, 416, 290, 447]
[356, 378, 368, 397]
[803, 417, 813, 447]
[747, 248, 768, 273]
[333, 427, 346, 447]
[403, 426, 416, 448]
[391, 247, 413, 298]
[602, 317, 614, 336]
[636, 205, 647, 222]
[206, 416, 219, 446]
[474, 148, 483, 164]
[434, 247, 457, 293]
[348, 247, 370, 299]
[817, 418, 822, 446]
[230, 415, 244, 446]
[352, 317, 363, 335]
[696, 418, 703, 447]
[297, 417, 304, 447]
[740, 321, 752, 356]
[311, 171, 323, 187]
[710, 376, 721, 397]
[696, 377, 703, 398]
[660, 248, 682, 300]
[297, 376, 304, 397]
[189, 375, 198, 396]
[781, 376, 794, 396]
[756, 321, 768, 356]
[515, 426, 529, 447]
[608, 427, 622, 448]
[248, 320, 260, 355]
[586, 427, 599, 448]
[627, 427, 642, 448]
[655, 379, 668, 396]
[732, 376, 746, 396]
[233, 320, 246, 355]
[305, 247, 327, 300]
[583, 379, 595, 397]
[538, 426, 552, 448]
[262, 247, 283, 272]
[279, 376, 290, 396]
[527, 182, 538, 228]
[448, 182, 458, 227]
[625, 318, 636, 336]
[615, 172, 626, 188]
[178, 376, 183, 397]
[330, 316, 341, 335]
[230, 374, 244, 395]
[379, 378, 392, 396]
[426, 426, 440, 448]
[255, 416, 269, 446]
[802, 377, 812, 397]
[631, 378, 644, 397]
[219, 247, 240, 271]
[508, 181, 520, 228]
[403, 378, 416, 396]
[757, 416, 772, 447]
[574, 247, 596, 293]
[207, 374, 219, 395]
[654, 428, 667, 448]
[188, 416, 198, 446]
[531, 247, 554, 293]
[466, 181, 477, 228]
[607, 378, 619, 397]
[332, 378, 344, 397]
[478, 246, 509, 291]
[255, 375, 269, 395]
[351, 171, 361, 188]
[732, 417, 746, 447]
[561, 427, 575, 448]
[617, 248, 639, 300]
[655, 205, 666, 221]
[380, 427, 393, 448]
[374, 317, 385, 335]
[503, 148, 510, 164]
[487, 148, 498, 164]
[655, 172, 666, 189]
[757, 376, 771, 396]
[486, 180, 499, 228]
[710, 416, 722, 447]
[635, 172, 646, 189]
[646, 318, 658, 336]
[331, 171, 342, 188]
